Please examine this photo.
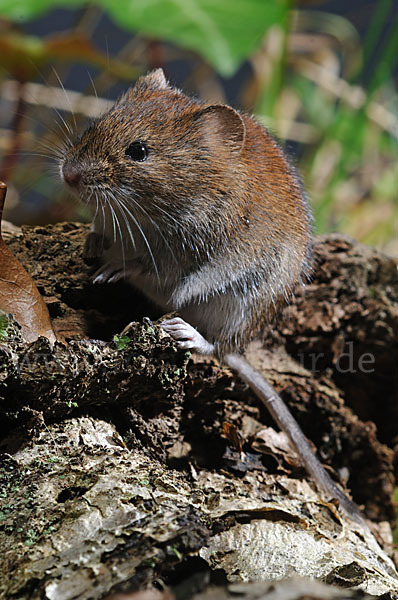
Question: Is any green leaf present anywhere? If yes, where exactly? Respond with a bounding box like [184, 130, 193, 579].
[360, 0, 392, 78]
[113, 334, 131, 351]
[367, 15, 398, 96]
[99, 0, 289, 76]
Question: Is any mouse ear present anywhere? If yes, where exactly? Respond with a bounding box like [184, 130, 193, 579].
[121, 68, 169, 103]
[195, 105, 246, 154]
[141, 68, 169, 90]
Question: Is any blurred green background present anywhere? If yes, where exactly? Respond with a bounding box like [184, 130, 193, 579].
[0, 0, 397, 255]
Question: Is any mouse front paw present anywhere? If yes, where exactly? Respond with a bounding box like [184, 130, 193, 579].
[161, 317, 214, 355]
[83, 232, 109, 265]
[93, 260, 143, 284]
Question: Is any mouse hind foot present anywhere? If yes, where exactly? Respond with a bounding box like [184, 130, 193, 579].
[161, 317, 215, 354]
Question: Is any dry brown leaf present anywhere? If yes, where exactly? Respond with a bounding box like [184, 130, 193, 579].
[251, 427, 303, 472]
[223, 422, 243, 453]
[0, 181, 56, 344]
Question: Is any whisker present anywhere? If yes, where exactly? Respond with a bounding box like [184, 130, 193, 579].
[26, 73, 72, 141]
[108, 189, 136, 250]
[10, 110, 69, 144]
[51, 67, 77, 134]
[92, 190, 100, 223]
[98, 191, 107, 245]
[118, 190, 178, 265]
[14, 61, 75, 140]
[87, 70, 99, 101]
[108, 201, 117, 243]
[112, 194, 159, 279]
[17, 151, 61, 161]
[36, 140, 65, 157]
[108, 199, 126, 273]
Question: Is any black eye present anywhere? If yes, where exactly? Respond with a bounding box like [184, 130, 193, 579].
[125, 141, 148, 162]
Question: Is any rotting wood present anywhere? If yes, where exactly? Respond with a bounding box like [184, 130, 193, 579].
[0, 224, 397, 598]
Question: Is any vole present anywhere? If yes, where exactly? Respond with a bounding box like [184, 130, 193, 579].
[61, 69, 362, 522]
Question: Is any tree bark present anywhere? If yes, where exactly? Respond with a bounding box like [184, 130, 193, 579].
[0, 224, 397, 599]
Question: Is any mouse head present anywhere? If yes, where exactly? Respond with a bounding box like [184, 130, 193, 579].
[61, 69, 246, 221]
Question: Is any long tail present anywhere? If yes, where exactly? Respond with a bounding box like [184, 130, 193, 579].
[224, 352, 367, 526]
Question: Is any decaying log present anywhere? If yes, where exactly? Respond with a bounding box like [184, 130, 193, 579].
[0, 223, 397, 599]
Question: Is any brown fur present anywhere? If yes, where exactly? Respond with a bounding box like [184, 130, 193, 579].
[61, 69, 311, 355]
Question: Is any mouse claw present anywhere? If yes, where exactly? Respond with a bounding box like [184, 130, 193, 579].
[92, 260, 143, 284]
[92, 264, 117, 284]
[161, 317, 214, 355]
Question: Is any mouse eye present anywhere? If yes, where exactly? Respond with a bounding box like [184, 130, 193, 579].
[125, 141, 148, 162]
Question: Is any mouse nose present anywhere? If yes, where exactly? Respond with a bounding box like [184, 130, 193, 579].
[62, 164, 82, 187]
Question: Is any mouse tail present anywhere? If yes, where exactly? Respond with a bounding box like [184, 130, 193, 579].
[224, 352, 368, 527]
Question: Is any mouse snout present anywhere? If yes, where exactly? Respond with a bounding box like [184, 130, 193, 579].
[62, 163, 82, 187]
